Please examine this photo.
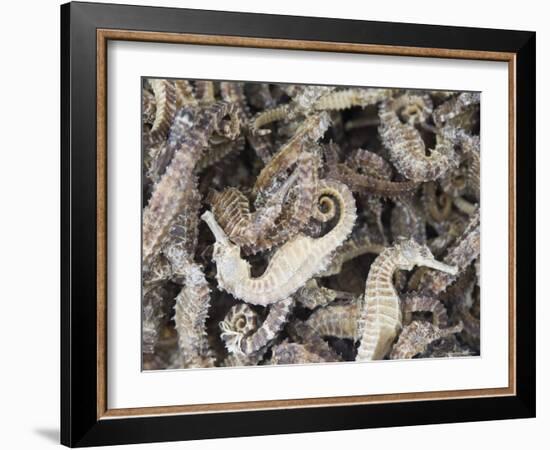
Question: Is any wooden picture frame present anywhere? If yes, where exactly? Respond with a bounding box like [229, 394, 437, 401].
[61, 1, 535, 447]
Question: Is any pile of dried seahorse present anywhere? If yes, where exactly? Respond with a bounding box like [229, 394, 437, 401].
[141, 79, 481, 369]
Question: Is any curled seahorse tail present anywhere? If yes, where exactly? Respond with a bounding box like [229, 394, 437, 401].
[315, 180, 357, 254]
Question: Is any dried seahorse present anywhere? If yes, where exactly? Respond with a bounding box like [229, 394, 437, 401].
[295, 279, 355, 309]
[450, 275, 480, 351]
[142, 87, 156, 125]
[194, 82, 252, 171]
[325, 144, 419, 197]
[250, 86, 334, 135]
[252, 87, 394, 136]
[142, 284, 170, 354]
[320, 225, 385, 277]
[466, 147, 480, 201]
[458, 301, 480, 350]
[142, 102, 240, 270]
[287, 321, 343, 362]
[313, 88, 395, 112]
[141, 253, 173, 355]
[271, 342, 327, 365]
[220, 297, 294, 355]
[421, 334, 475, 358]
[165, 244, 215, 368]
[174, 79, 197, 108]
[220, 81, 275, 163]
[219, 303, 259, 358]
[208, 150, 318, 255]
[356, 239, 458, 361]
[202, 179, 356, 306]
[145, 79, 177, 147]
[263, 150, 321, 250]
[379, 95, 458, 181]
[401, 294, 449, 327]
[392, 93, 433, 126]
[433, 92, 480, 128]
[328, 160, 419, 197]
[253, 112, 330, 198]
[349, 148, 393, 178]
[305, 302, 360, 340]
[145, 105, 217, 184]
[389, 320, 463, 360]
[143, 253, 173, 287]
[165, 181, 202, 261]
[194, 80, 216, 104]
[418, 209, 480, 295]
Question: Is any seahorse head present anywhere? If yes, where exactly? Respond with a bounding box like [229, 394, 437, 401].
[201, 210, 250, 289]
[394, 238, 458, 275]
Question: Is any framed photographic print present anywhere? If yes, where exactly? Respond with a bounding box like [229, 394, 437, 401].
[60, 1, 536, 447]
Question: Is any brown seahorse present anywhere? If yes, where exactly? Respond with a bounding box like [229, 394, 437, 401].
[220, 81, 275, 164]
[163, 242, 216, 368]
[219, 303, 260, 363]
[250, 86, 335, 135]
[417, 208, 480, 295]
[287, 321, 343, 362]
[145, 79, 177, 147]
[295, 279, 355, 309]
[433, 92, 480, 129]
[305, 302, 360, 340]
[253, 112, 330, 198]
[379, 94, 458, 182]
[208, 150, 318, 255]
[194, 80, 216, 104]
[324, 143, 419, 197]
[313, 88, 395, 111]
[320, 225, 385, 277]
[142, 283, 171, 355]
[142, 102, 240, 270]
[142, 87, 156, 125]
[356, 239, 458, 361]
[250, 87, 394, 135]
[401, 294, 449, 327]
[202, 179, 356, 306]
[220, 297, 294, 355]
[389, 320, 463, 360]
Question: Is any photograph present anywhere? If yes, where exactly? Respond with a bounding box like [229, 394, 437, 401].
[58, 2, 535, 445]
[141, 79, 481, 370]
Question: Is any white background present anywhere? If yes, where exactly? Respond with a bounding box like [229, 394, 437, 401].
[0, 0, 546, 449]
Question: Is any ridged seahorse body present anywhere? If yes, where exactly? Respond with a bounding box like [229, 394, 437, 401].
[305, 302, 360, 340]
[356, 239, 458, 361]
[389, 320, 463, 360]
[379, 95, 458, 182]
[202, 179, 356, 306]
[142, 102, 240, 270]
[146, 79, 177, 147]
